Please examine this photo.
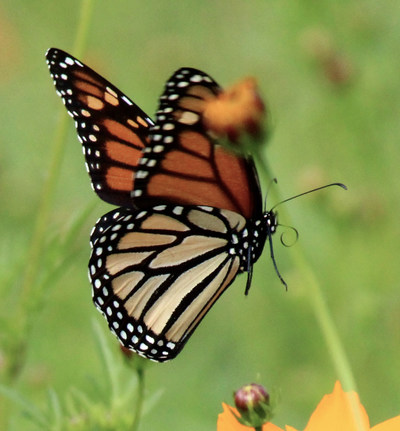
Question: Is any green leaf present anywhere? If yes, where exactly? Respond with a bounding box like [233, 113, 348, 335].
[0, 384, 49, 428]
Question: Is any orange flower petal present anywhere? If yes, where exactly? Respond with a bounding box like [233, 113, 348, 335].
[371, 415, 400, 431]
[304, 381, 370, 431]
[217, 403, 284, 431]
[217, 403, 247, 431]
[203, 77, 265, 142]
[218, 383, 399, 431]
[264, 423, 285, 431]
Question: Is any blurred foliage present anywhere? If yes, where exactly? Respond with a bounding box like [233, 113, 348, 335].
[0, 321, 160, 430]
[0, 0, 399, 430]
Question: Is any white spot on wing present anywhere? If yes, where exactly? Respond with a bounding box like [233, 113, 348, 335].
[122, 95, 133, 105]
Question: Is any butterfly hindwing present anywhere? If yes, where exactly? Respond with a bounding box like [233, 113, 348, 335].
[89, 205, 247, 361]
[46, 48, 154, 207]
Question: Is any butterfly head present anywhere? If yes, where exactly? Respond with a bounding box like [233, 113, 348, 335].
[263, 209, 278, 235]
[243, 209, 278, 271]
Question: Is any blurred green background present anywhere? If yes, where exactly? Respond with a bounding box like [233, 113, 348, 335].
[1, 0, 399, 429]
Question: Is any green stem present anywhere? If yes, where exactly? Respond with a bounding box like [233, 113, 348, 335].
[290, 246, 366, 431]
[72, 0, 96, 58]
[255, 150, 365, 431]
[19, 113, 69, 320]
[0, 3, 96, 430]
[20, 0, 95, 322]
[131, 361, 146, 431]
[19, 0, 94, 327]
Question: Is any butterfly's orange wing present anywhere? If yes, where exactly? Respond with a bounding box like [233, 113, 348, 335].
[46, 48, 153, 207]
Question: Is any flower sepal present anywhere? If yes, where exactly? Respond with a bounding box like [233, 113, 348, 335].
[232, 383, 273, 428]
[228, 401, 273, 428]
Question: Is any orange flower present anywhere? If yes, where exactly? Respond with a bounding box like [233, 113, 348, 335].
[218, 403, 282, 431]
[218, 382, 400, 431]
[203, 77, 265, 143]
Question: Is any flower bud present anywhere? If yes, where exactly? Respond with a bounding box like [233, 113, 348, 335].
[233, 383, 272, 427]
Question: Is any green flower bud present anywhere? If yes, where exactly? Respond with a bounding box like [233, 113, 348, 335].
[233, 383, 272, 428]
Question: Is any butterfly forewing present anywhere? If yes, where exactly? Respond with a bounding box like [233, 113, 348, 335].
[46, 50, 262, 217]
[89, 205, 246, 361]
[134, 68, 262, 219]
[46, 48, 154, 207]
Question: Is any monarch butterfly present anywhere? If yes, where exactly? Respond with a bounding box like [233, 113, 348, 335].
[46, 48, 343, 362]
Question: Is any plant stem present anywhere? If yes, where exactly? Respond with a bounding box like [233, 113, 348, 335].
[255, 150, 365, 430]
[73, 0, 96, 58]
[0, 2, 96, 430]
[131, 361, 146, 431]
[19, 113, 69, 320]
[18, 0, 94, 330]
[20, 0, 95, 324]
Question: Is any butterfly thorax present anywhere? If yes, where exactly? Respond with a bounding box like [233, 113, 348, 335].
[235, 210, 278, 273]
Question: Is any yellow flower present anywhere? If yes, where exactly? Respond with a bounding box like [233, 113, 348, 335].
[218, 381, 400, 431]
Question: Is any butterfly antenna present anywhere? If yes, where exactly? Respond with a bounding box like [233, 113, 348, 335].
[270, 182, 347, 212]
[279, 224, 299, 247]
[263, 178, 278, 212]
